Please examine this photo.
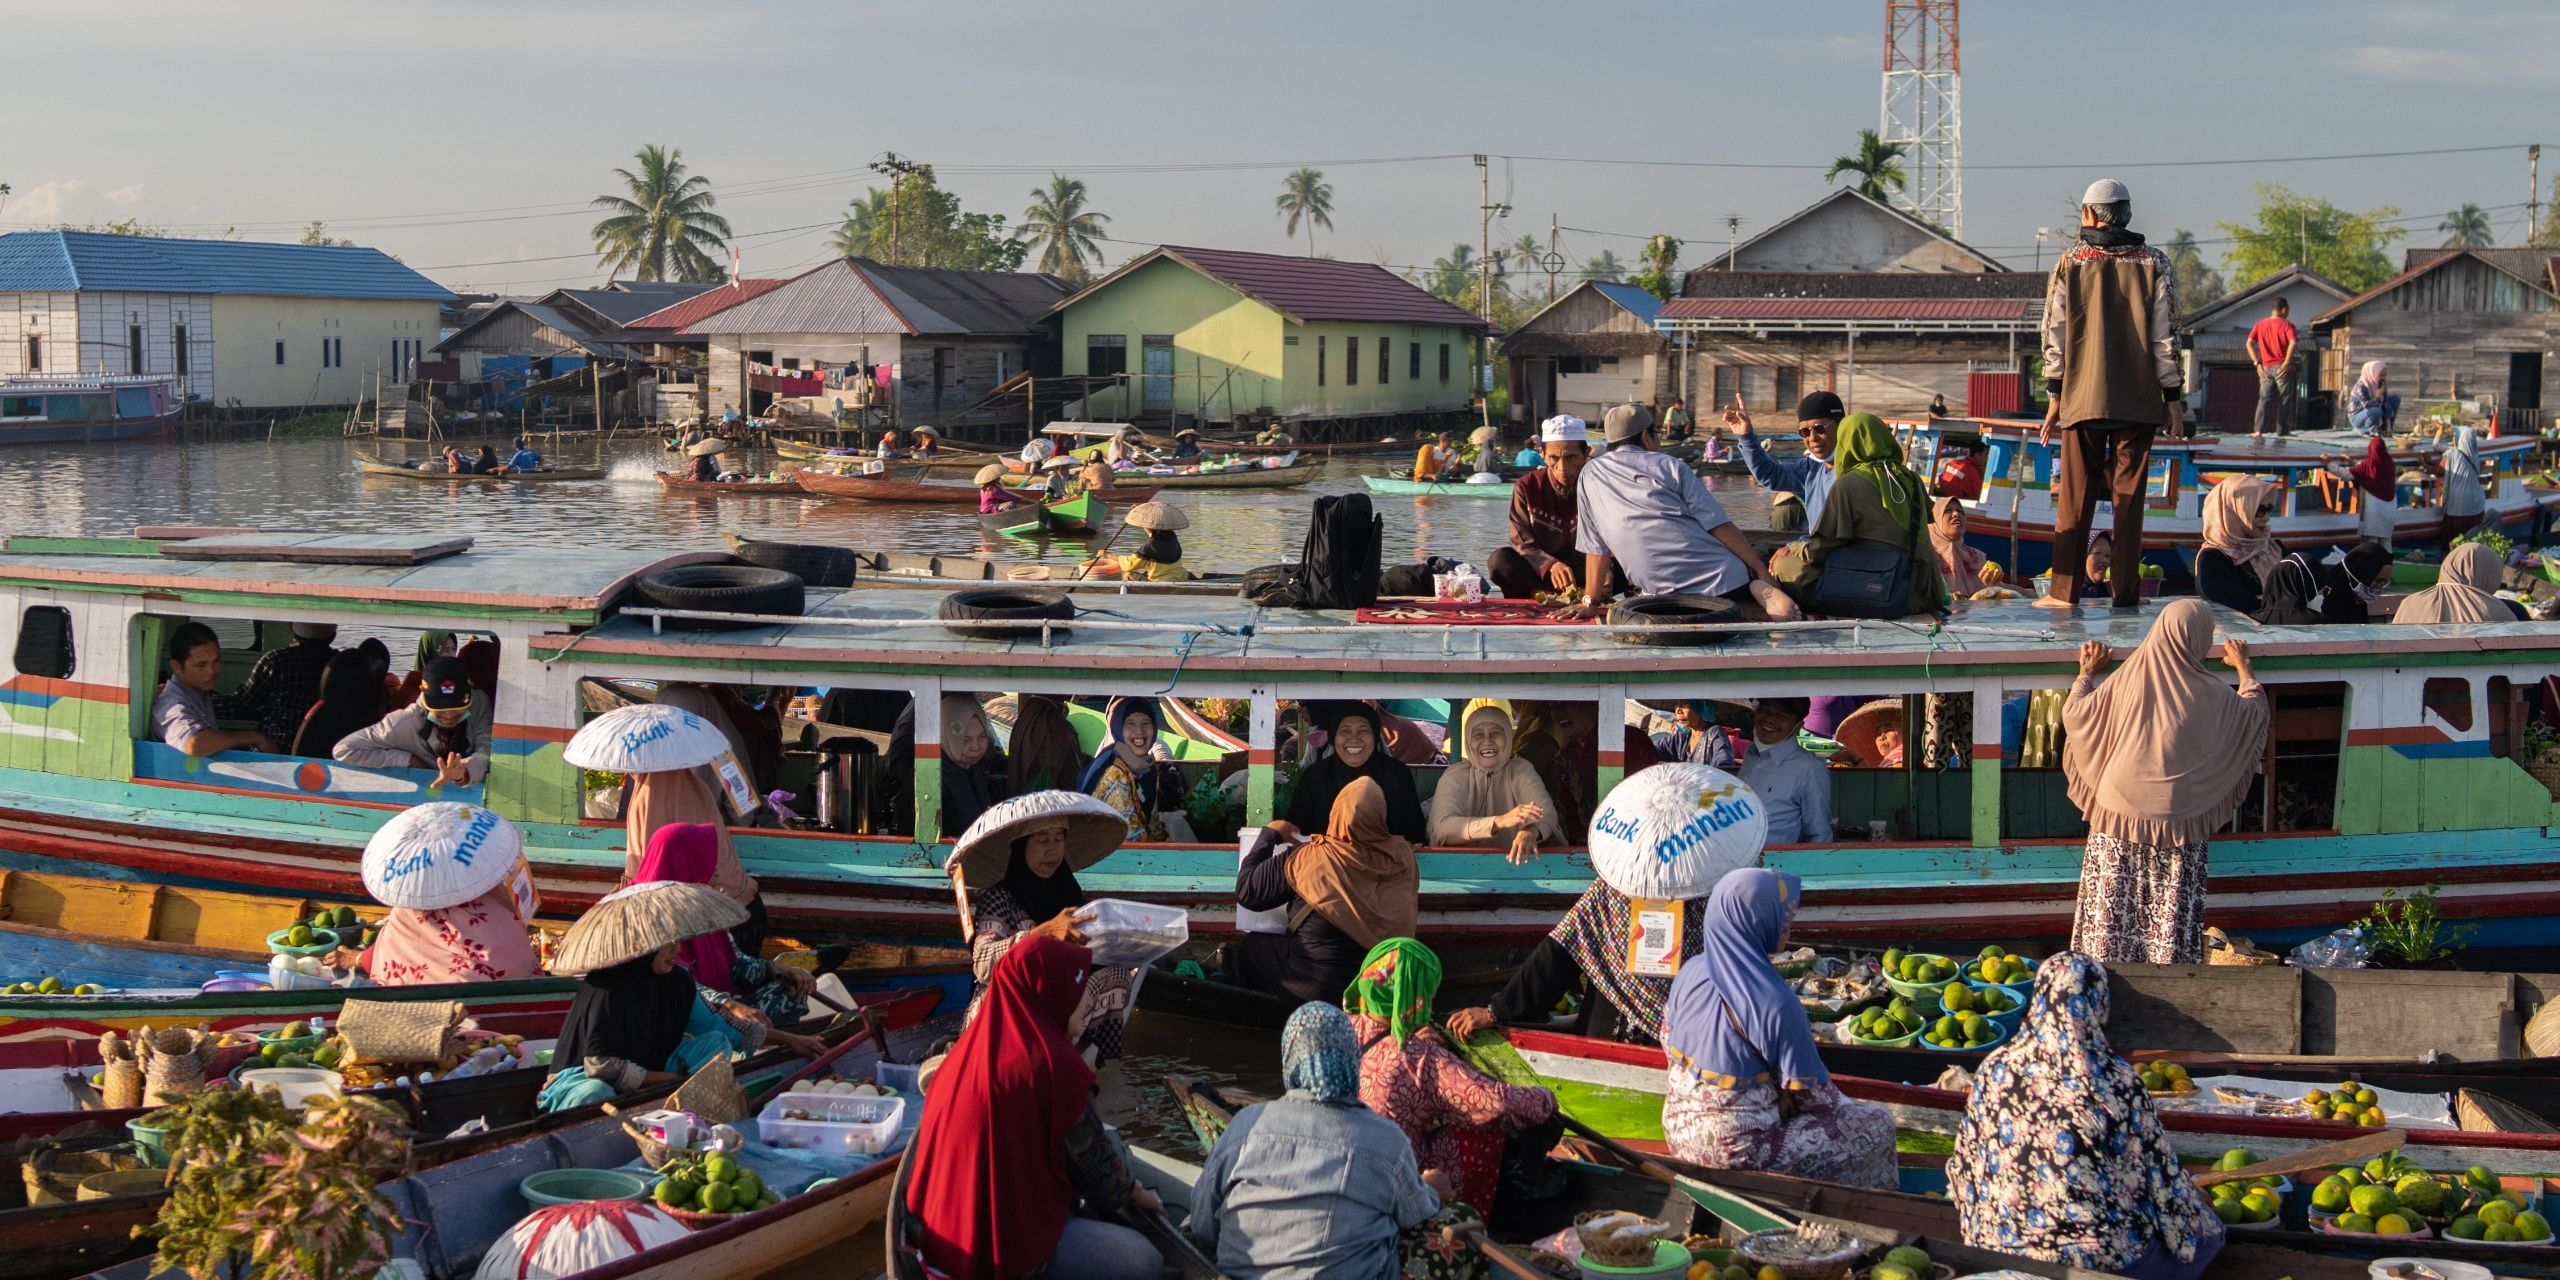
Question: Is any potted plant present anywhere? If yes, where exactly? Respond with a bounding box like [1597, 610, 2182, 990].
[2358, 884, 2476, 971]
[140, 1087, 412, 1280]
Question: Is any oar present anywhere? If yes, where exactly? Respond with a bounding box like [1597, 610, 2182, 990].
[1553, 1117, 1804, 1230]
[2192, 1128, 2405, 1188]
[1073, 505, 1140, 581]
[1459, 1226, 1549, 1280]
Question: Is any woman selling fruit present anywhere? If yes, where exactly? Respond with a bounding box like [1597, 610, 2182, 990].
[2060, 599, 2268, 965]
[1658, 868, 1897, 1189]
[901, 935, 1167, 1280]
[1947, 953, 2225, 1280]
[948, 791, 1141, 1065]
[1347, 937, 1559, 1213]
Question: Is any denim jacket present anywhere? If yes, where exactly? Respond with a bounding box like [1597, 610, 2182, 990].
[1188, 1093, 1440, 1280]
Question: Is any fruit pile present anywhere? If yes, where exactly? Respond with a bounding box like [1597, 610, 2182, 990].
[1848, 999, 1927, 1043]
[2201, 1149, 2287, 1226]
[3, 976, 102, 996]
[1919, 1009, 1999, 1049]
[1964, 946, 2034, 987]
[2307, 1153, 2546, 1238]
[252, 1020, 346, 1070]
[649, 1152, 781, 1217]
[1683, 1260, 1770, 1280]
[1880, 949, 1956, 986]
[2137, 1061, 2197, 1094]
[1938, 984, 2015, 1019]
[1863, 1245, 1935, 1280]
[2306, 1080, 2387, 1127]
[282, 906, 368, 950]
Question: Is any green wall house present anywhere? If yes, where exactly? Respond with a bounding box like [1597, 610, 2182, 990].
[1049, 245, 1490, 423]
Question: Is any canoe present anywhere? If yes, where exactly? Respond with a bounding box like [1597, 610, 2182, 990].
[791, 468, 981, 504]
[1361, 474, 1515, 498]
[355, 456, 606, 483]
[997, 477, 1162, 504]
[981, 491, 1106, 538]
[1123, 459, 1322, 490]
[654, 472, 811, 497]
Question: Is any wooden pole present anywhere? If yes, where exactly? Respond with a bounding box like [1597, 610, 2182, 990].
[592, 359, 607, 438]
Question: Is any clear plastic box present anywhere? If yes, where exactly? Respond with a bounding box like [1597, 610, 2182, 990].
[755, 1091, 906, 1155]
[1078, 898, 1190, 966]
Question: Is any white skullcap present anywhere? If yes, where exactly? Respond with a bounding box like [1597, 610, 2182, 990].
[1539, 415, 1589, 445]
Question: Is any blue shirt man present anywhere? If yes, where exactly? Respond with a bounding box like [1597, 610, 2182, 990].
[1570, 403, 1759, 599]
[505, 436, 542, 470]
[1725, 389, 1842, 527]
[1737, 697, 1834, 844]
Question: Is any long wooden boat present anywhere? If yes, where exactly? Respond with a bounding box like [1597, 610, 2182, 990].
[1121, 459, 1322, 490]
[653, 471, 811, 497]
[981, 491, 1106, 538]
[355, 456, 608, 483]
[0, 537, 2553, 948]
[997, 477, 1162, 504]
[790, 468, 981, 504]
[1361, 474, 1515, 498]
[0, 375, 178, 446]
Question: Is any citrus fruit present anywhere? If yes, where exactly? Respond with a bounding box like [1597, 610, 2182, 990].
[2354, 1088, 2377, 1107]
[2312, 1178, 2352, 1213]
[2375, 1214, 2415, 1236]
[2212, 1198, 2246, 1225]
[2449, 1216, 2487, 1240]
[652, 1179, 684, 1206]
[2518, 1210, 2552, 1241]
[2349, 1186, 2399, 1219]
[700, 1182, 735, 1213]
[36, 976, 61, 994]
[1759, 1267, 1786, 1280]
[2306, 1088, 2330, 1107]
[2480, 1200, 2516, 1227]
[2357, 1109, 2384, 1127]
[2336, 1213, 2376, 1234]
[2487, 1222, 2524, 1243]
[1882, 1248, 1931, 1273]
[2392, 1175, 2443, 1216]
[2242, 1191, 2278, 1223]
[704, 1154, 738, 1185]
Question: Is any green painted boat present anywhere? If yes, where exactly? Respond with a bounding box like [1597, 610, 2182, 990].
[1361, 474, 1515, 498]
[980, 490, 1106, 537]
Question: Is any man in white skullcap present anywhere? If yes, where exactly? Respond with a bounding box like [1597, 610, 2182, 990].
[1488, 414, 1593, 599]
[2038, 177, 2182, 610]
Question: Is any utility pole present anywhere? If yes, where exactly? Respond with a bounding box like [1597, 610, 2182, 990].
[869, 152, 920, 264]
[1724, 216, 1743, 271]
[2298, 200, 2309, 271]
[1548, 213, 1560, 303]
[2530, 144, 2543, 246]
[1473, 155, 1508, 418]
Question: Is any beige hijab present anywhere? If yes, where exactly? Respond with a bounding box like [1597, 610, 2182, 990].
[2200, 476, 2283, 586]
[2395, 542, 2509, 625]
[1930, 496, 1987, 597]
[1282, 777, 1420, 948]
[622, 768, 758, 905]
[2061, 598, 2270, 847]
[1427, 699, 1566, 844]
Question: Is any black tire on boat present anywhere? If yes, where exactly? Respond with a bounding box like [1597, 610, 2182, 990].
[1606, 591, 1739, 646]
[939, 587, 1072, 640]
[729, 539, 863, 589]
[633, 564, 805, 628]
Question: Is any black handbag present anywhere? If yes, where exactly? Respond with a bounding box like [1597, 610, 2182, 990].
[1811, 492, 1927, 619]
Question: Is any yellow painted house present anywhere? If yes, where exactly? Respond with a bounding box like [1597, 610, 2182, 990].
[0, 231, 451, 410]
[1049, 245, 1488, 424]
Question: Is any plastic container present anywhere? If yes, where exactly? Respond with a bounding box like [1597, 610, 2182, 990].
[266, 955, 336, 991]
[237, 1067, 342, 1111]
[1962, 954, 2038, 995]
[756, 1091, 905, 1155]
[1881, 955, 1959, 1002]
[1579, 1240, 1693, 1279]
[874, 1062, 921, 1096]
[127, 1120, 171, 1169]
[1839, 1023, 1920, 1049]
[519, 1168, 649, 1210]
[2318, 1218, 2433, 1241]
[265, 926, 340, 957]
[199, 977, 269, 994]
[1077, 899, 1190, 966]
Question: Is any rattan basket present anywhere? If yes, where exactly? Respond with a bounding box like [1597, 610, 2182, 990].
[2204, 926, 2279, 967]
[2529, 760, 2560, 803]
[1574, 1211, 1677, 1267]
[619, 1057, 749, 1169]
[1736, 1228, 1868, 1280]
[2525, 999, 2560, 1058]
[337, 998, 463, 1065]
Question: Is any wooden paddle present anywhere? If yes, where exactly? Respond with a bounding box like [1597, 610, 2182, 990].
[1553, 1110, 1691, 1188]
[1460, 1226, 1551, 1280]
[2191, 1128, 2405, 1187]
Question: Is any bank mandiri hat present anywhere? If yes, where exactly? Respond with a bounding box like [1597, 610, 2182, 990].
[1587, 762, 1767, 901]
[564, 702, 731, 773]
[361, 802, 522, 910]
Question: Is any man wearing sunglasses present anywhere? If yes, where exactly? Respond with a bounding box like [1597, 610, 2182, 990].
[1723, 389, 1842, 532]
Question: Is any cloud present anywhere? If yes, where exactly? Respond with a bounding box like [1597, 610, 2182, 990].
[2343, 44, 2560, 85]
[105, 184, 146, 207]
[3, 179, 86, 224]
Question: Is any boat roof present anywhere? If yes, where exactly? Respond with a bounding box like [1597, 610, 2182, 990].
[0, 541, 711, 624]
[535, 588, 2560, 684]
[1042, 421, 1133, 438]
[1893, 419, 2525, 467]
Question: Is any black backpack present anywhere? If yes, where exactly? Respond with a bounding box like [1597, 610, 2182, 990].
[1295, 493, 1383, 609]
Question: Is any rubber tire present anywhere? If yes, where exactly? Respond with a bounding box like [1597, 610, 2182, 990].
[1606, 592, 1739, 646]
[634, 564, 805, 629]
[939, 588, 1073, 640]
[729, 540, 864, 589]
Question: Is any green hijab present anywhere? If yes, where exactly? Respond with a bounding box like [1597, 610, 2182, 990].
[1833, 412, 1922, 530]
[1344, 936, 1443, 1044]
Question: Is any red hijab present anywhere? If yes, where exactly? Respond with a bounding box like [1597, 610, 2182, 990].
[630, 823, 741, 993]
[2349, 438, 2397, 501]
[904, 936, 1095, 1280]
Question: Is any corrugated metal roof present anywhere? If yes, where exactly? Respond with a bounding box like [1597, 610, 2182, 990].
[1589, 282, 1664, 324]
[1658, 297, 2032, 321]
[684, 261, 908, 336]
[623, 278, 789, 332]
[683, 259, 1069, 337]
[1058, 246, 1488, 330]
[556, 286, 710, 326]
[1680, 271, 2044, 301]
[0, 230, 452, 300]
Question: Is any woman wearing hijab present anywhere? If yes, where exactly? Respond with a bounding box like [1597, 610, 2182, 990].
[902, 936, 1165, 1280]
[884, 694, 1010, 836]
[2437, 426, 2489, 539]
[1190, 1003, 1446, 1277]
[2253, 554, 2325, 627]
[1428, 699, 1564, 864]
[2322, 540, 2396, 624]
[1769, 413, 1947, 614]
[632, 823, 813, 1022]
[457, 638, 500, 698]
[1349, 938, 1558, 1213]
[2062, 599, 2269, 964]
[2332, 436, 2402, 546]
[1930, 495, 1989, 599]
[353, 859, 540, 986]
[2396, 540, 2514, 624]
[1446, 877, 1709, 1047]
[1949, 953, 2223, 1280]
[354, 637, 397, 717]
[291, 650, 389, 759]
[1005, 694, 1086, 793]
[618, 757, 762, 956]
[1079, 696, 1182, 842]
[1282, 702, 1429, 843]
[2346, 359, 2399, 436]
[2194, 476, 2283, 615]
[334, 656, 491, 786]
[1652, 701, 1740, 769]
[954, 793, 1137, 1064]
[1660, 869, 1895, 1188]
[1233, 777, 1421, 1002]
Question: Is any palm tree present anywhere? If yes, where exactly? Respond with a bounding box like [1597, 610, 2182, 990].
[1017, 174, 1110, 282]
[1509, 234, 1547, 275]
[2440, 203, 2495, 249]
[1425, 244, 1476, 302]
[1825, 129, 1910, 204]
[830, 189, 890, 257]
[589, 145, 732, 283]
[1274, 168, 1335, 256]
[1581, 250, 1625, 283]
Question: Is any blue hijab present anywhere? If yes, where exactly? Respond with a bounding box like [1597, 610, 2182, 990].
[1280, 1002, 1360, 1103]
[1661, 868, 1829, 1091]
[1076, 696, 1165, 807]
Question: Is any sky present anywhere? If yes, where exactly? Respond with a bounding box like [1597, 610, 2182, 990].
[4, 0, 2555, 296]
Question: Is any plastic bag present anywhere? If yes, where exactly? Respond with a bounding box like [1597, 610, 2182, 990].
[2289, 927, 2370, 969]
[1433, 564, 1486, 603]
[1078, 898, 1191, 966]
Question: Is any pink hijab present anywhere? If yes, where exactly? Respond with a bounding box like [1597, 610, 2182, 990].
[631, 822, 743, 993]
[366, 862, 540, 986]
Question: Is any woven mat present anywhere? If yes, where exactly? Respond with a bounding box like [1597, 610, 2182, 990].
[1351, 599, 1569, 626]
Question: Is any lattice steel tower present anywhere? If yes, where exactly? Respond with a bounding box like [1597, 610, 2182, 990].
[1879, 0, 1962, 237]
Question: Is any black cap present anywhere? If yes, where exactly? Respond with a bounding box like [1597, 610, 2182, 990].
[1795, 390, 1845, 422]
[420, 657, 473, 711]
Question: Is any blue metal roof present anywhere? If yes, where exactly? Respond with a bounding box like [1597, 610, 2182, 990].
[0, 231, 453, 301]
[1590, 282, 1663, 324]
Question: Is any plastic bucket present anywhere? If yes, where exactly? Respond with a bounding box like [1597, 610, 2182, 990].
[519, 1168, 650, 1210]
[127, 1120, 171, 1169]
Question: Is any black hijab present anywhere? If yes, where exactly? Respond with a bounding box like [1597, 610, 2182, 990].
[1283, 702, 1429, 843]
[2254, 554, 2325, 627]
[1138, 530, 1183, 564]
[2323, 540, 2393, 624]
[551, 953, 695, 1080]
[291, 650, 386, 760]
[993, 834, 1086, 925]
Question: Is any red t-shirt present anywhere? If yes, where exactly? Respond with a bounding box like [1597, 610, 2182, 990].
[2247, 316, 2297, 371]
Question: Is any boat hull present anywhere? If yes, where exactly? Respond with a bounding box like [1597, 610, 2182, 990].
[1130, 460, 1322, 489]
[654, 472, 810, 497]
[356, 456, 606, 483]
[791, 468, 978, 503]
[1361, 474, 1515, 498]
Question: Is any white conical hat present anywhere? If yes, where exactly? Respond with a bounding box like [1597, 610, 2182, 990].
[1125, 501, 1189, 532]
[1586, 762, 1767, 901]
[943, 790, 1128, 888]
[361, 802, 523, 910]
[564, 703, 732, 773]
[548, 880, 748, 974]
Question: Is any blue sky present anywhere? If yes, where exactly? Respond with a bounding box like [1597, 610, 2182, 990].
[5, 0, 2551, 294]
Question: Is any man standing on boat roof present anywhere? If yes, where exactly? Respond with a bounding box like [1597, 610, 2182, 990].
[1558, 402, 1799, 621]
[1487, 414, 1591, 600]
[1723, 389, 1842, 530]
[2038, 178, 2182, 611]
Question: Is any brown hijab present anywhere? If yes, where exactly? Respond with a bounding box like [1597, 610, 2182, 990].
[1931, 496, 1987, 597]
[2061, 598, 2270, 848]
[1006, 695, 1086, 793]
[2200, 476, 2283, 586]
[2394, 542, 2509, 625]
[622, 768, 757, 905]
[1282, 777, 1419, 949]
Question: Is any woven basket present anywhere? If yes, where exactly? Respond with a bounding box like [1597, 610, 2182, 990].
[2205, 927, 2280, 967]
[1574, 1211, 1677, 1267]
[1736, 1229, 1867, 1280]
[24, 1144, 141, 1206]
[77, 1169, 170, 1200]
[337, 998, 462, 1065]
[2529, 761, 2560, 803]
[2457, 1087, 2560, 1134]
[622, 1057, 749, 1169]
[2526, 999, 2560, 1058]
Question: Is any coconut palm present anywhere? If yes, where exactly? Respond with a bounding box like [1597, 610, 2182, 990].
[1017, 173, 1110, 282]
[1581, 250, 1625, 283]
[1825, 129, 1909, 204]
[1275, 168, 1335, 256]
[1425, 244, 1477, 303]
[2440, 203, 2495, 249]
[1509, 234, 1549, 274]
[589, 145, 732, 283]
[830, 189, 890, 258]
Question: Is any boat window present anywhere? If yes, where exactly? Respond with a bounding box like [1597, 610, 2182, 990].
[2423, 676, 2474, 734]
[12, 606, 74, 679]
[0, 395, 41, 419]
[2233, 681, 2346, 833]
[2489, 677, 2527, 762]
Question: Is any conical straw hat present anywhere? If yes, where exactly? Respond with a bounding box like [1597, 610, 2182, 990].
[1125, 501, 1189, 532]
[685, 438, 730, 458]
[943, 790, 1128, 889]
[1470, 426, 1500, 444]
[912, 424, 940, 437]
[974, 463, 1007, 485]
[1832, 699, 1907, 768]
[564, 704, 732, 773]
[361, 802, 521, 910]
[549, 881, 747, 975]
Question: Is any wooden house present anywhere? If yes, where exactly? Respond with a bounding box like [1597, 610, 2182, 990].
[2313, 247, 2560, 434]
[1502, 282, 1671, 424]
[2179, 266, 2351, 433]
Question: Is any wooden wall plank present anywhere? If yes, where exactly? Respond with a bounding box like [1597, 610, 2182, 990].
[2303, 969, 2516, 1060]
[2109, 963, 2302, 1054]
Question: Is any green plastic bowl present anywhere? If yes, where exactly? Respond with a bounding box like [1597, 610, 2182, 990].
[1842, 1024, 1921, 1048]
[264, 927, 339, 958]
[1577, 1239, 1693, 1278]
[127, 1120, 172, 1169]
[519, 1168, 650, 1209]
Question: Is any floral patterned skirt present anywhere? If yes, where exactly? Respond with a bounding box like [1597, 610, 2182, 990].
[1661, 1073, 1897, 1190]
[1399, 1203, 1489, 1280]
[2070, 833, 2209, 966]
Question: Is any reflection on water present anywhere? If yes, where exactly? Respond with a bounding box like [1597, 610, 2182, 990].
[5, 437, 1773, 573]
[1101, 1011, 1285, 1152]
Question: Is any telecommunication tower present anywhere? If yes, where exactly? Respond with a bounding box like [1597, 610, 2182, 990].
[1879, 0, 1962, 237]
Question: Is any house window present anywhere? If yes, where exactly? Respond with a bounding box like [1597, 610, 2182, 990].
[1317, 336, 1327, 387]
[173, 326, 189, 375]
[1378, 335, 1390, 385]
[1345, 337, 1359, 386]
[274, 340, 286, 366]
[1086, 333, 1128, 378]
[1438, 343, 1451, 383]
[334, 337, 345, 368]
[1409, 342, 1421, 380]
[24, 335, 39, 372]
[127, 325, 144, 374]
[13, 605, 74, 680]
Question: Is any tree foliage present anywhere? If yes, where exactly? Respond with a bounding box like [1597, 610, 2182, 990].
[2163, 229, 2225, 314]
[828, 165, 1027, 271]
[1016, 173, 1109, 282]
[299, 220, 355, 247]
[2439, 203, 2494, 249]
[1275, 168, 1335, 256]
[1628, 234, 1682, 301]
[1581, 250, 1625, 283]
[1825, 130, 1909, 203]
[590, 144, 732, 283]
[2214, 184, 2404, 294]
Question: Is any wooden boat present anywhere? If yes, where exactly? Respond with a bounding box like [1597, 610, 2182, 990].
[0, 375, 178, 446]
[1361, 474, 1515, 498]
[355, 455, 607, 483]
[1122, 459, 1322, 490]
[981, 491, 1106, 538]
[997, 476, 1162, 504]
[653, 471, 811, 497]
[790, 468, 981, 504]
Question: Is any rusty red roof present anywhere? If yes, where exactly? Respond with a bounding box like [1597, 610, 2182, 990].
[1059, 245, 1488, 331]
[624, 277, 789, 332]
[1658, 297, 2033, 322]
